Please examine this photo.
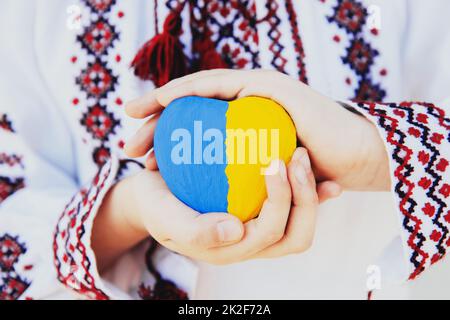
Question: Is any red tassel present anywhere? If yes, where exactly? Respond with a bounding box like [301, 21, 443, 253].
[194, 36, 228, 70]
[131, 2, 229, 86]
[131, 4, 188, 86]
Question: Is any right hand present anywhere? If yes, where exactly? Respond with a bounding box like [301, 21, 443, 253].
[93, 148, 338, 269]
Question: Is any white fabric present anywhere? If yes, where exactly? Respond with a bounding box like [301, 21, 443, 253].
[0, 0, 449, 300]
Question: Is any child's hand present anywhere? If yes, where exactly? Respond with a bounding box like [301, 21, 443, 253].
[174, 148, 321, 264]
[93, 148, 329, 268]
[125, 69, 390, 191]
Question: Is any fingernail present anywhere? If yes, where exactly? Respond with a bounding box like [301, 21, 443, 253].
[299, 151, 311, 170]
[330, 184, 342, 197]
[291, 148, 303, 162]
[295, 164, 308, 185]
[217, 220, 242, 242]
[278, 160, 287, 182]
[264, 159, 279, 176]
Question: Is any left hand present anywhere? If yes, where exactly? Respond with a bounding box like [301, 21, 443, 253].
[198, 148, 320, 264]
[162, 148, 329, 263]
[94, 148, 338, 266]
[125, 69, 390, 191]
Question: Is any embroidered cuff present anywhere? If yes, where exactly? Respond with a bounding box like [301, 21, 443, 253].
[53, 157, 120, 299]
[347, 101, 450, 281]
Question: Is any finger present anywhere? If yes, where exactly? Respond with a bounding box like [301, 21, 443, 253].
[124, 114, 160, 158]
[317, 181, 342, 203]
[157, 213, 245, 258]
[189, 213, 245, 249]
[155, 70, 291, 110]
[155, 71, 249, 106]
[147, 191, 244, 250]
[125, 92, 164, 119]
[125, 70, 231, 119]
[255, 159, 292, 239]
[161, 69, 231, 90]
[204, 160, 292, 264]
[251, 148, 318, 259]
[236, 70, 288, 99]
[290, 148, 318, 208]
[145, 150, 158, 171]
[153, 209, 245, 251]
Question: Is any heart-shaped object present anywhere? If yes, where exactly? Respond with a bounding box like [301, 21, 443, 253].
[154, 96, 296, 222]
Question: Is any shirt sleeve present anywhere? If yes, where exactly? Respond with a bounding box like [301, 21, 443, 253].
[345, 100, 450, 282]
[0, 119, 119, 300]
[0, 57, 125, 300]
[343, 0, 450, 287]
[0, 1, 196, 300]
[0, 1, 115, 299]
[0, 120, 193, 300]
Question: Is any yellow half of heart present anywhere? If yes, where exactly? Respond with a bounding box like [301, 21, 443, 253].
[224, 96, 297, 222]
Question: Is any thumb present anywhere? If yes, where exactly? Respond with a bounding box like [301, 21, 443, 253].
[176, 213, 244, 250]
[317, 181, 342, 203]
[150, 188, 245, 250]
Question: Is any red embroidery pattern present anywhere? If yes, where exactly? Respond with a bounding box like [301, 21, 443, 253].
[80, 104, 120, 141]
[84, 0, 116, 14]
[53, 160, 114, 300]
[326, 0, 386, 101]
[353, 101, 450, 279]
[284, 0, 308, 83]
[343, 38, 377, 76]
[76, 61, 117, 99]
[0, 114, 15, 133]
[138, 240, 188, 300]
[92, 145, 112, 167]
[329, 0, 366, 34]
[0, 234, 30, 300]
[0, 154, 24, 169]
[75, 0, 121, 167]
[0, 113, 26, 207]
[265, 0, 288, 73]
[78, 17, 118, 56]
[187, 0, 261, 69]
[0, 177, 25, 205]
[138, 281, 188, 300]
